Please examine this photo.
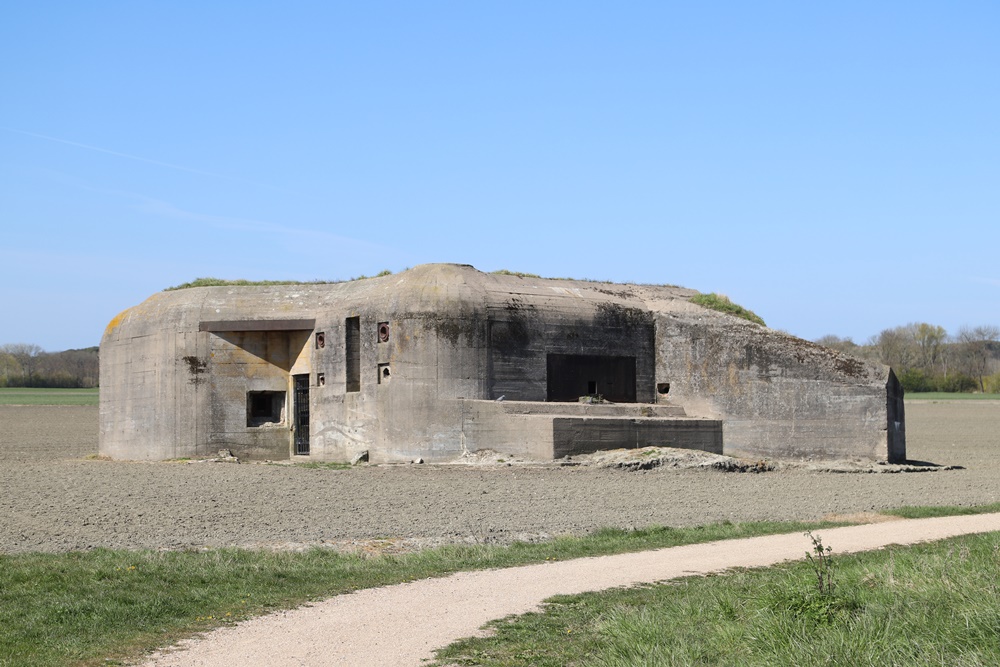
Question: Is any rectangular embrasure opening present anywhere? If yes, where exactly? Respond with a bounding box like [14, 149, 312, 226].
[546, 354, 637, 403]
[246, 391, 286, 426]
[345, 316, 361, 392]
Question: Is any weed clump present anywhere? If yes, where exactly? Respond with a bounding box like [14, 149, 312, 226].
[690, 292, 766, 326]
[166, 271, 393, 291]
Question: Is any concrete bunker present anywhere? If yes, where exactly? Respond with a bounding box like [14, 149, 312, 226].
[100, 264, 904, 464]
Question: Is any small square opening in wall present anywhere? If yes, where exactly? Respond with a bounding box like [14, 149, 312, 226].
[317, 373, 325, 387]
[377, 363, 391, 384]
[247, 391, 286, 427]
[657, 382, 671, 395]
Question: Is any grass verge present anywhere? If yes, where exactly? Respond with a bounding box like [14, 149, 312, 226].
[431, 531, 1000, 666]
[0, 388, 99, 406]
[3, 505, 998, 666]
[0, 520, 841, 666]
[883, 502, 1000, 519]
[905, 392, 1000, 401]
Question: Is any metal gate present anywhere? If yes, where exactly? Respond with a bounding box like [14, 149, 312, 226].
[293, 374, 310, 455]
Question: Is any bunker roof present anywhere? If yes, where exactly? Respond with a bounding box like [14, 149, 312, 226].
[103, 263, 718, 342]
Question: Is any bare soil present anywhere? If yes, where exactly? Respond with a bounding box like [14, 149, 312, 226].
[1, 401, 998, 554]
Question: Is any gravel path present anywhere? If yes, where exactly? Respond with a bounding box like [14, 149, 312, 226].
[141, 512, 1000, 666]
[1, 401, 998, 554]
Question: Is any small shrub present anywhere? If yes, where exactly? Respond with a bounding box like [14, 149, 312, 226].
[491, 269, 542, 279]
[689, 293, 766, 326]
[805, 531, 835, 596]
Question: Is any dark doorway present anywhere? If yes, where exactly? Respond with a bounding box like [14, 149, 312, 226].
[293, 374, 310, 455]
[546, 354, 637, 403]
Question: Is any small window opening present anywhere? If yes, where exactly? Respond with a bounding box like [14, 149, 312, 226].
[377, 322, 390, 343]
[317, 372, 325, 387]
[377, 363, 391, 384]
[656, 382, 671, 395]
[315, 332, 325, 349]
[346, 316, 361, 392]
[247, 391, 285, 427]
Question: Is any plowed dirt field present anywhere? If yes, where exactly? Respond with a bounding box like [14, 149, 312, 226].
[1, 401, 997, 553]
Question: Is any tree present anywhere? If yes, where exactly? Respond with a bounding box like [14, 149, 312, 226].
[0, 352, 22, 387]
[871, 326, 917, 372]
[0, 343, 43, 383]
[914, 323, 947, 372]
[957, 326, 1000, 392]
[815, 335, 860, 355]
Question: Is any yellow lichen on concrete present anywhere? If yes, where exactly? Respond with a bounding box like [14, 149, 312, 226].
[103, 308, 132, 338]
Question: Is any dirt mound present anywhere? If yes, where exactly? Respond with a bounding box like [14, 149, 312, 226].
[563, 447, 776, 472]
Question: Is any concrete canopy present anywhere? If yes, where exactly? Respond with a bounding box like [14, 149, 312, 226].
[99, 264, 904, 464]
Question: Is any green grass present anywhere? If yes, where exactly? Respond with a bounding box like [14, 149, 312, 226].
[431, 532, 1000, 666]
[3, 506, 998, 666]
[690, 293, 767, 326]
[491, 269, 542, 279]
[883, 502, 1000, 519]
[291, 461, 353, 470]
[0, 388, 99, 406]
[905, 392, 1000, 400]
[0, 520, 844, 667]
[166, 270, 392, 291]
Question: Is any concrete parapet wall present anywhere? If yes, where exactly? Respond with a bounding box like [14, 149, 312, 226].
[457, 399, 723, 460]
[655, 314, 902, 462]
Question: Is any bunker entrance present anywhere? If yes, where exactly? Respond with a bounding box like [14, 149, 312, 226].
[293, 374, 310, 455]
[546, 354, 637, 403]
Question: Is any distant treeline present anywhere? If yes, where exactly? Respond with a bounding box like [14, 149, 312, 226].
[817, 324, 1000, 394]
[0, 344, 99, 388]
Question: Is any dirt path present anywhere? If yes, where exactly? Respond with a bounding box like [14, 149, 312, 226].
[142, 512, 1000, 667]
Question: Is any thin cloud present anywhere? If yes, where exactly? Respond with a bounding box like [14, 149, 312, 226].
[2, 127, 297, 194]
[133, 194, 398, 259]
[971, 277, 1000, 287]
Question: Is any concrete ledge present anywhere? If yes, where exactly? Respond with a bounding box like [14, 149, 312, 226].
[484, 400, 688, 418]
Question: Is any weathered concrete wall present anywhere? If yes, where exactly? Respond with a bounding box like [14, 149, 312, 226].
[101, 289, 319, 461]
[456, 400, 722, 460]
[206, 330, 310, 460]
[655, 314, 902, 462]
[486, 300, 655, 403]
[100, 294, 208, 461]
[100, 263, 903, 464]
[551, 418, 723, 457]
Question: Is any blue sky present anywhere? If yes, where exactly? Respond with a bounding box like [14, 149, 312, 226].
[2, 2, 997, 351]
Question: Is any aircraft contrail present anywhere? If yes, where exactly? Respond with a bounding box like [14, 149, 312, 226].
[2, 126, 231, 179]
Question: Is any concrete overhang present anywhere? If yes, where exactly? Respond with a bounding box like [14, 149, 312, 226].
[199, 319, 316, 332]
